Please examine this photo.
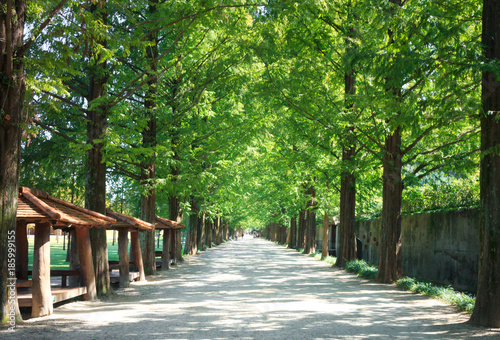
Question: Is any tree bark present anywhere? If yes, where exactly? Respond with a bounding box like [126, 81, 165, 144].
[336, 144, 357, 268]
[206, 219, 212, 248]
[139, 0, 158, 276]
[168, 194, 184, 261]
[171, 229, 177, 265]
[0, 0, 26, 324]
[68, 229, 80, 286]
[76, 227, 97, 301]
[377, 126, 404, 283]
[32, 222, 52, 317]
[140, 191, 156, 275]
[118, 230, 129, 288]
[161, 229, 171, 270]
[304, 185, 317, 254]
[198, 212, 206, 251]
[470, 0, 500, 327]
[297, 210, 305, 249]
[16, 221, 28, 280]
[321, 212, 329, 259]
[86, 0, 110, 297]
[376, 0, 404, 284]
[130, 231, 145, 281]
[185, 198, 198, 255]
[288, 216, 297, 249]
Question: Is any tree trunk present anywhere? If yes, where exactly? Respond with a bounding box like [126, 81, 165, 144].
[168, 194, 184, 261]
[139, 0, 158, 276]
[16, 222, 28, 280]
[336, 33, 358, 267]
[0, 0, 26, 324]
[224, 220, 229, 242]
[160, 229, 170, 270]
[76, 227, 97, 301]
[297, 210, 305, 249]
[140, 191, 156, 275]
[198, 212, 206, 251]
[206, 219, 212, 248]
[288, 216, 297, 249]
[321, 212, 329, 259]
[304, 185, 317, 254]
[68, 229, 80, 286]
[186, 198, 198, 255]
[336, 144, 357, 267]
[86, 0, 110, 297]
[377, 0, 404, 284]
[377, 126, 404, 283]
[118, 231, 129, 288]
[130, 231, 145, 281]
[470, 0, 500, 327]
[171, 229, 177, 265]
[32, 222, 52, 317]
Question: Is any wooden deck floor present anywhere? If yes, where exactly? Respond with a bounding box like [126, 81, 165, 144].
[17, 286, 87, 307]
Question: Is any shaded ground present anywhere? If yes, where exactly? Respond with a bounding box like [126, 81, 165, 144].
[2, 237, 499, 339]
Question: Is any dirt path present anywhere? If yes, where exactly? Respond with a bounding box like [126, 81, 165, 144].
[3, 238, 499, 339]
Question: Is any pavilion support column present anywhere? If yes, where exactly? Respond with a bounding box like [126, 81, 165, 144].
[76, 227, 97, 301]
[32, 221, 53, 317]
[68, 229, 80, 287]
[171, 229, 177, 266]
[16, 221, 29, 280]
[161, 229, 171, 271]
[118, 231, 130, 288]
[131, 231, 145, 281]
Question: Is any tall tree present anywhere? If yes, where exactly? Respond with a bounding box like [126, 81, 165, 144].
[0, 0, 69, 324]
[470, 0, 500, 327]
[85, 0, 111, 296]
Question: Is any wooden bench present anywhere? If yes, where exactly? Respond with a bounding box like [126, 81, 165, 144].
[23, 270, 81, 287]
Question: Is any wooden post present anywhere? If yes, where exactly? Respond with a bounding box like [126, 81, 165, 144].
[32, 221, 53, 317]
[130, 231, 145, 281]
[170, 229, 177, 266]
[76, 227, 97, 300]
[118, 230, 130, 288]
[16, 221, 29, 280]
[161, 229, 170, 271]
[68, 229, 80, 287]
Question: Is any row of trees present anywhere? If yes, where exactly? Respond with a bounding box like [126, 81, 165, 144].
[1, 0, 499, 328]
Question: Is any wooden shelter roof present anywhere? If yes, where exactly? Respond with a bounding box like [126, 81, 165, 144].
[155, 215, 185, 230]
[17, 187, 115, 227]
[106, 209, 155, 231]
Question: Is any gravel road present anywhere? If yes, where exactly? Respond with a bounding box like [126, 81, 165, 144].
[2, 237, 499, 339]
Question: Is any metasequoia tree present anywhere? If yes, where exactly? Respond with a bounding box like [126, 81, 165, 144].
[470, 0, 500, 328]
[0, 0, 69, 323]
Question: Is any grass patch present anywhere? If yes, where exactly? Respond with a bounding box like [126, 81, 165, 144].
[310, 252, 337, 265]
[344, 259, 378, 280]
[396, 277, 475, 313]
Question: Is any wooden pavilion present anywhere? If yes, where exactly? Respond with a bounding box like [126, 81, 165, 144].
[155, 215, 185, 270]
[106, 209, 154, 287]
[16, 187, 115, 317]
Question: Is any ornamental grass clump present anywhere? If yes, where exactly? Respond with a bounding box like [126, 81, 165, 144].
[396, 276, 475, 313]
[345, 259, 378, 279]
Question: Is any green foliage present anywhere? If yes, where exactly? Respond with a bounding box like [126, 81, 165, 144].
[344, 260, 378, 280]
[396, 277, 475, 313]
[402, 178, 479, 214]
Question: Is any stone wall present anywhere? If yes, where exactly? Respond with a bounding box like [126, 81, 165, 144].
[355, 208, 479, 292]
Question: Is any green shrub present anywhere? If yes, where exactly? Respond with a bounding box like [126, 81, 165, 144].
[345, 260, 378, 279]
